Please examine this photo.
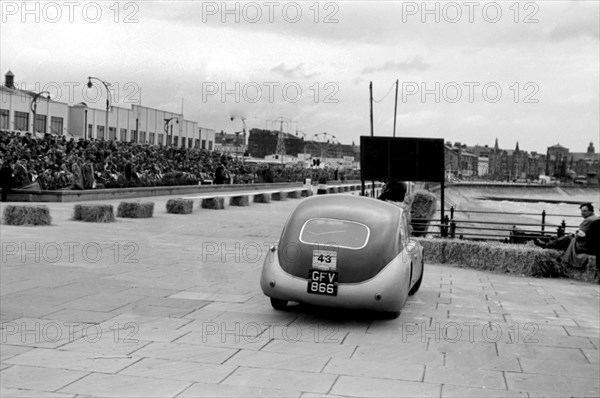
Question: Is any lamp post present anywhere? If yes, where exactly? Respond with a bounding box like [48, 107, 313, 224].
[30, 91, 51, 134]
[295, 130, 309, 164]
[86, 77, 112, 139]
[164, 117, 179, 146]
[230, 116, 247, 158]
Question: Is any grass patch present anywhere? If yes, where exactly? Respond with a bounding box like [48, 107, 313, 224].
[117, 202, 154, 218]
[201, 197, 225, 209]
[3, 205, 52, 226]
[166, 198, 193, 214]
[229, 195, 250, 206]
[253, 193, 271, 203]
[73, 204, 115, 223]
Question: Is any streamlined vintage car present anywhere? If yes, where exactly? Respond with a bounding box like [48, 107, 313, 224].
[260, 194, 424, 318]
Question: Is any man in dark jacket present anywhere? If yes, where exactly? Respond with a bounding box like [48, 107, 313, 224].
[0, 159, 13, 202]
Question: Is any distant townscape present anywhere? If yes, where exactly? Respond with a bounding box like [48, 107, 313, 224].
[1, 70, 598, 191]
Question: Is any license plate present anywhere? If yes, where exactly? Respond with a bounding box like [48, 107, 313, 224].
[307, 268, 338, 296]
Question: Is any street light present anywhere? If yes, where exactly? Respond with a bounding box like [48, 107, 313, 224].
[164, 117, 179, 146]
[230, 116, 247, 157]
[86, 76, 112, 139]
[30, 91, 51, 134]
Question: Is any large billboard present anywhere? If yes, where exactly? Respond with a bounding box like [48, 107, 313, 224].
[360, 136, 444, 182]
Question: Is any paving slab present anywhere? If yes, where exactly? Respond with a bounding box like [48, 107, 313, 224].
[1, 195, 599, 397]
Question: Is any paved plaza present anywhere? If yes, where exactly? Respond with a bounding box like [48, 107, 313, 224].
[1, 194, 599, 397]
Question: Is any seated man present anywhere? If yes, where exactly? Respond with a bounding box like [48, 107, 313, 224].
[535, 203, 599, 267]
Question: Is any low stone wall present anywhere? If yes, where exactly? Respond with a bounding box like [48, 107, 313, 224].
[4, 182, 304, 203]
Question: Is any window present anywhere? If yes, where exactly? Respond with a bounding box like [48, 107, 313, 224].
[167, 135, 172, 145]
[195, 139, 199, 149]
[34, 114, 46, 135]
[88, 124, 93, 139]
[50, 116, 63, 135]
[14, 111, 28, 131]
[97, 125, 105, 139]
[188, 138, 193, 148]
[139, 131, 146, 143]
[201, 139, 206, 149]
[300, 218, 370, 249]
[130, 130, 137, 142]
[120, 128, 127, 141]
[158, 133, 164, 145]
[208, 141, 213, 151]
[0, 109, 9, 129]
[149, 132, 155, 145]
[109, 127, 117, 140]
[173, 136, 178, 146]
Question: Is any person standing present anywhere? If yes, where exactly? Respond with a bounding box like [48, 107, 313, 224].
[0, 159, 14, 202]
[82, 157, 95, 189]
[71, 156, 84, 190]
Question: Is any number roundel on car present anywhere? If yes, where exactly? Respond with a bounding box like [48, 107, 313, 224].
[299, 218, 370, 250]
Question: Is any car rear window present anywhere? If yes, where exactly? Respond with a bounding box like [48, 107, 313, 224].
[299, 218, 370, 249]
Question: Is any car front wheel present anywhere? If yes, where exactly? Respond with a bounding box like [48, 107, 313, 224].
[270, 298, 288, 310]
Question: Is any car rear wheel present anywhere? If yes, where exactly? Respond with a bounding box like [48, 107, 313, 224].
[409, 260, 424, 295]
[270, 298, 288, 310]
[385, 311, 400, 319]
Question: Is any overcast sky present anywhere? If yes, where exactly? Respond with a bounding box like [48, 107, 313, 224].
[2, 1, 598, 153]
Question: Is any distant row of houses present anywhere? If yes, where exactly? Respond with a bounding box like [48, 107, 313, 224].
[445, 139, 599, 183]
[2, 71, 598, 180]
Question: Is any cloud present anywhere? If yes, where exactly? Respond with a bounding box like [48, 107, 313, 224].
[547, 16, 599, 42]
[270, 63, 318, 79]
[361, 57, 431, 74]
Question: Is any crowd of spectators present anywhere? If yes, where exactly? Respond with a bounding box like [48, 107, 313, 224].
[0, 131, 359, 193]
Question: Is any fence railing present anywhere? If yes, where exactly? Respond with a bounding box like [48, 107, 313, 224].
[412, 206, 582, 242]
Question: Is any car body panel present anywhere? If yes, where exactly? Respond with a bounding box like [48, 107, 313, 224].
[260, 195, 424, 314]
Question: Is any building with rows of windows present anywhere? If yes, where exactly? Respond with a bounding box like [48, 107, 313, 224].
[0, 71, 216, 150]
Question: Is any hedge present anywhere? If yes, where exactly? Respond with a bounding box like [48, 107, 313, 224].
[201, 197, 225, 210]
[73, 204, 115, 223]
[117, 202, 154, 218]
[3, 205, 52, 226]
[416, 237, 598, 283]
[166, 198, 193, 214]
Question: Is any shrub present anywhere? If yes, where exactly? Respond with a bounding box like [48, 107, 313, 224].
[416, 237, 598, 283]
[287, 190, 301, 199]
[410, 190, 437, 237]
[201, 197, 225, 209]
[253, 193, 271, 203]
[73, 204, 115, 223]
[271, 192, 287, 201]
[166, 198, 193, 214]
[117, 202, 154, 218]
[3, 205, 52, 226]
[229, 195, 250, 206]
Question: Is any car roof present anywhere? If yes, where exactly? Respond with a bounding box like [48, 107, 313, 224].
[290, 194, 404, 226]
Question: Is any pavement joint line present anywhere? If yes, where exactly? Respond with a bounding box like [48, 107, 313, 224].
[52, 368, 93, 394]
